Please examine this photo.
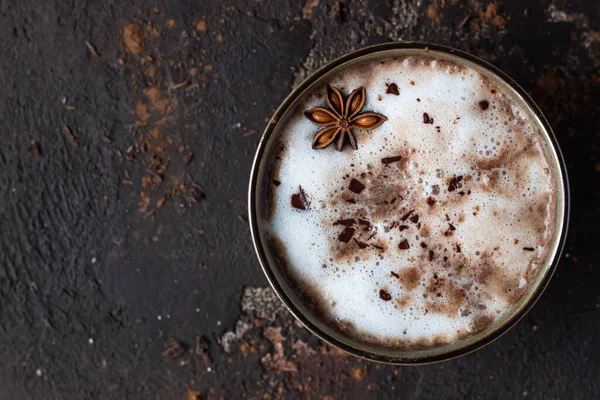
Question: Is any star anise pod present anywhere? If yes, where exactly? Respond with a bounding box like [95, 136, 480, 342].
[305, 85, 387, 151]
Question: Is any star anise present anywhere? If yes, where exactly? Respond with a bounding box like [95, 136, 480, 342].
[305, 85, 387, 151]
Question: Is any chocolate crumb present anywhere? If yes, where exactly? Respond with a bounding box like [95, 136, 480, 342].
[379, 289, 392, 301]
[385, 82, 400, 95]
[291, 186, 309, 210]
[162, 339, 186, 360]
[423, 112, 434, 124]
[448, 175, 463, 192]
[381, 155, 403, 164]
[348, 179, 366, 194]
[27, 140, 41, 155]
[398, 239, 410, 250]
[479, 100, 490, 110]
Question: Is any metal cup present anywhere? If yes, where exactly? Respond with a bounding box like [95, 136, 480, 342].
[248, 42, 569, 364]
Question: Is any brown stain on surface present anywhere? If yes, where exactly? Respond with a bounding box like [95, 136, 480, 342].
[397, 267, 420, 291]
[123, 23, 145, 54]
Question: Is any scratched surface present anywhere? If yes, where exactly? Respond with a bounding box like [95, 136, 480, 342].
[0, 0, 598, 399]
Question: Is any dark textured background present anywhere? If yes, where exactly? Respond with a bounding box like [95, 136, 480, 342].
[0, 0, 598, 399]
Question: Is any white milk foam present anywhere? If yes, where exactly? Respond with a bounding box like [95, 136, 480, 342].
[263, 56, 556, 348]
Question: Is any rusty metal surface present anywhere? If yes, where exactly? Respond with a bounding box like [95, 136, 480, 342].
[0, 0, 598, 399]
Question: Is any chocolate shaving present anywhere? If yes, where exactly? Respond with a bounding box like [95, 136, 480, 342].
[390, 271, 400, 278]
[358, 219, 371, 228]
[523, 247, 535, 251]
[353, 239, 369, 249]
[385, 83, 399, 95]
[291, 186, 309, 210]
[379, 289, 392, 301]
[399, 225, 409, 231]
[382, 155, 403, 164]
[423, 112, 434, 124]
[348, 178, 366, 194]
[334, 219, 356, 226]
[371, 243, 384, 251]
[63, 125, 79, 147]
[398, 239, 410, 250]
[401, 210, 414, 221]
[272, 179, 281, 187]
[338, 227, 356, 243]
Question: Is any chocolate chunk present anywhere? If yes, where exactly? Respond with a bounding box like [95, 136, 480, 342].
[423, 112, 434, 124]
[479, 100, 490, 110]
[385, 82, 400, 95]
[399, 225, 409, 231]
[398, 239, 410, 250]
[448, 175, 463, 192]
[410, 214, 419, 224]
[354, 239, 369, 249]
[338, 227, 356, 243]
[291, 186, 309, 210]
[523, 247, 535, 251]
[401, 210, 414, 221]
[381, 155, 403, 164]
[348, 179, 366, 194]
[272, 179, 281, 186]
[390, 271, 400, 278]
[420, 242, 427, 248]
[379, 289, 392, 301]
[358, 219, 372, 228]
[334, 219, 356, 226]
[427, 197, 436, 206]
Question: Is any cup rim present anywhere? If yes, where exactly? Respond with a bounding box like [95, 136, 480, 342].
[247, 41, 570, 364]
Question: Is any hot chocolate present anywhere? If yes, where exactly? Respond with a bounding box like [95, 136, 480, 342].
[257, 54, 559, 350]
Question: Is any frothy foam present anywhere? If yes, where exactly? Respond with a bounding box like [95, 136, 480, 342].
[260, 55, 557, 349]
